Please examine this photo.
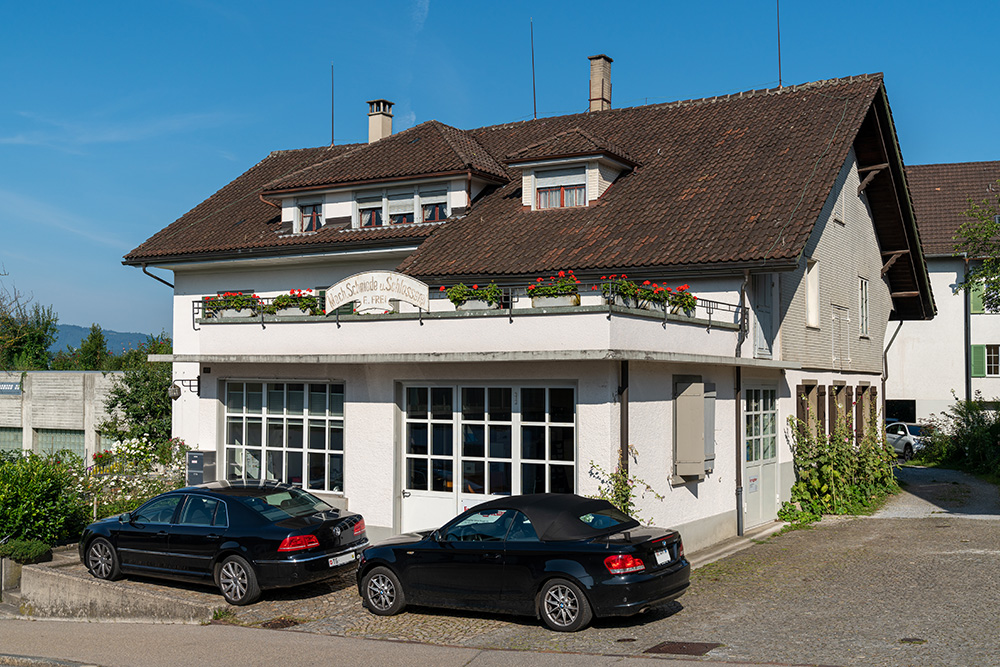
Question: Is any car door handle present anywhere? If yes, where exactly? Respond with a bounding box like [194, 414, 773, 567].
[157, 531, 169, 537]
[482, 553, 501, 561]
[206, 534, 220, 539]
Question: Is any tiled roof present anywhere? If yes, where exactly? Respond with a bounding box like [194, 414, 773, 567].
[906, 161, 1000, 256]
[262, 121, 508, 193]
[127, 73, 900, 283]
[506, 127, 638, 166]
[401, 75, 883, 278]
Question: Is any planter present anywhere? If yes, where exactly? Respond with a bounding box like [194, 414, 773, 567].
[532, 294, 580, 308]
[218, 308, 250, 318]
[456, 300, 501, 311]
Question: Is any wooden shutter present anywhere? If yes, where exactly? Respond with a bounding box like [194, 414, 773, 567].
[796, 385, 806, 423]
[971, 345, 987, 378]
[971, 283, 985, 314]
[855, 386, 865, 440]
[817, 385, 827, 436]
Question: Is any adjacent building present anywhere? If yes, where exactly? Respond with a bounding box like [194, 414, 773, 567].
[124, 59, 933, 549]
[886, 161, 1000, 421]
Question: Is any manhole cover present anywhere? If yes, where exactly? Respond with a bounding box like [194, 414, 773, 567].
[900, 637, 927, 645]
[645, 641, 723, 656]
[259, 617, 300, 629]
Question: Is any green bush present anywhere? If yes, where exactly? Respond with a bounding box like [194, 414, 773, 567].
[780, 412, 898, 526]
[0, 538, 52, 564]
[0, 452, 88, 543]
[914, 394, 1000, 474]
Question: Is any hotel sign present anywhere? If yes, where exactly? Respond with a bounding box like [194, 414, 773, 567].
[0, 381, 21, 395]
[326, 271, 430, 314]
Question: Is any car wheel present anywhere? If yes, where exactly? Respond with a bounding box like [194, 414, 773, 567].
[539, 578, 593, 632]
[903, 444, 914, 461]
[362, 566, 406, 616]
[217, 555, 260, 606]
[85, 537, 121, 581]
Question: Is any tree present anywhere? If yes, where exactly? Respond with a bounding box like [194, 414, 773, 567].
[99, 334, 173, 457]
[78, 323, 110, 370]
[0, 268, 59, 370]
[955, 181, 1000, 310]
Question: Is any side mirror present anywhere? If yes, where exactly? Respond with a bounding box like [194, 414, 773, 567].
[118, 512, 130, 524]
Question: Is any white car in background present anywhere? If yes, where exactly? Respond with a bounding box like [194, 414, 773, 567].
[885, 422, 931, 461]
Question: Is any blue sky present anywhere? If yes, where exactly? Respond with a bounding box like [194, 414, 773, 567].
[2, 0, 998, 339]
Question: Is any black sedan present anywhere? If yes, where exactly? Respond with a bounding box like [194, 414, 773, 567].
[356, 493, 689, 631]
[79, 481, 367, 605]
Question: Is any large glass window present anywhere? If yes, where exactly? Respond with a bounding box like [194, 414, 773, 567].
[35, 429, 85, 459]
[535, 167, 586, 210]
[0, 427, 21, 453]
[225, 381, 345, 493]
[745, 388, 777, 463]
[404, 385, 575, 496]
[300, 204, 323, 232]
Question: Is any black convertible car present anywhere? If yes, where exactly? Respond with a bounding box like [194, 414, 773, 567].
[357, 493, 689, 631]
[79, 481, 367, 605]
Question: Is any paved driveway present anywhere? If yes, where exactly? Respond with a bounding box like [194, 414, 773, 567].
[42, 466, 1000, 665]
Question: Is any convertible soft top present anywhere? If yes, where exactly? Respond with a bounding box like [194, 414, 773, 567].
[474, 493, 640, 542]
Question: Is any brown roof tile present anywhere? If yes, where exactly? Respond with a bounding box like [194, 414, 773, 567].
[906, 161, 1000, 256]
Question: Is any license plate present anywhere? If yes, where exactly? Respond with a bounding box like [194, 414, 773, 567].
[654, 548, 670, 566]
[328, 552, 355, 568]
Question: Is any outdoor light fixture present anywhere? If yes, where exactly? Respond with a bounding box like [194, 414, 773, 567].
[169, 377, 201, 399]
[168, 384, 182, 400]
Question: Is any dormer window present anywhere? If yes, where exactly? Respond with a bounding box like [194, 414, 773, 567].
[358, 195, 383, 228]
[352, 186, 452, 228]
[300, 204, 323, 232]
[535, 167, 587, 209]
[420, 189, 448, 222]
[388, 193, 415, 225]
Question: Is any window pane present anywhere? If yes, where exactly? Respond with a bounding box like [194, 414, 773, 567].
[329, 385, 344, 417]
[407, 458, 428, 490]
[521, 388, 546, 422]
[522, 425, 545, 460]
[432, 424, 453, 456]
[549, 388, 575, 423]
[328, 454, 343, 492]
[308, 453, 325, 490]
[521, 463, 546, 494]
[463, 461, 485, 494]
[463, 425, 485, 458]
[246, 418, 262, 447]
[329, 423, 343, 452]
[309, 421, 325, 449]
[489, 425, 512, 459]
[267, 419, 283, 448]
[265, 450, 283, 482]
[245, 449, 262, 480]
[549, 426, 574, 461]
[489, 462, 512, 495]
[407, 387, 427, 418]
[246, 383, 263, 414]
[462, 387, 485, 421]
[432, 459, 452, 492]
[537, 187, 561, 209]
[549, 465, 574, 494]
[287, 384, 304, 414]
[226, 448, 242, 480]
[563, 185, 586, 207]
[287, 420, 303, 448]
[488, 388, 512, 421]
[287, 451, 303, 486]
[431, 388, 453, 420]
[227, 418, 243, 446]
[309, 385, 327, 414]
[407, 423, 428, 455]
[227, 384, 244, 412]
[267, 385, 285, 413]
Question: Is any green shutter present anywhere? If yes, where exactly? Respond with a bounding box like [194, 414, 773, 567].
[971, 345, 987, 378]
[971, 283, 985, 314]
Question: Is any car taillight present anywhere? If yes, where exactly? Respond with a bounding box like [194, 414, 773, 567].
[354, 518, 366, 536]
[278, 534, 320, 552]
[678, 540, 684, 559]
[604, 554, 645, 574]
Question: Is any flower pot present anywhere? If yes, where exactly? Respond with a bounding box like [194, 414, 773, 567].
[219, 308, 248, 318]
[532, 294, 580, 308]
[457, 300, 500, 311]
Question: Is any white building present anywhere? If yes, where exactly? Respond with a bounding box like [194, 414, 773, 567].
[886, 161, 1000, 421]
[125, 60, 932, 550]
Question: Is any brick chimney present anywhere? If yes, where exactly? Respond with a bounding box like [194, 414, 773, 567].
[588, 55, 613, 112]
[367, 99, 393, 143]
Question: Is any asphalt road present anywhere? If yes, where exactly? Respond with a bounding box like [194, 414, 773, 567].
[2, 465, 998, 667]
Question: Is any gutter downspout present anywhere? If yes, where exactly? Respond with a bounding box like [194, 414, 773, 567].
[141, 264, 174, 289]
[734, 270, 750, 537]
[882, 321, 903, 420]
[964, 257, 972, 402]
[619, 360, 629, 474]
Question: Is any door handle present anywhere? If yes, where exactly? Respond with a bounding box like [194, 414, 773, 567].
[402, 490, 411, 498]
[482, 553, 501, 561]
[206, 534, 220, 539]
[157, 531, 169, 537]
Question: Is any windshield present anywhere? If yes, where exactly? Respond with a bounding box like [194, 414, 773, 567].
[235, 487, 332, 521]
[578, 506, 635, 532]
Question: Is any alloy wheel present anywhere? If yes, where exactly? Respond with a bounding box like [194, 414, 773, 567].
[88, 541, 114, 579]
[543, 583, 580, 627]
[367, 573, 396, 611]
[220, 560, 249, 602]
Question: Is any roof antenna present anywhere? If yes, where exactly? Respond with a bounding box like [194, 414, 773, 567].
[330, 62, 336, 145]
[776, 0, 783, 88]
[530, 18, 537, 119]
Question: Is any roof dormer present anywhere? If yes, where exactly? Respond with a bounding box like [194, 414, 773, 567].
[506, 128, 637, 210]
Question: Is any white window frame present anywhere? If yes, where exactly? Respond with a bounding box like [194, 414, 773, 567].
[859, 277, 869, 337]
[987, 345, 1000, 376]
[354, 185, 451, 228]
[806, 259, 819, 328]
[224, 381, 345, 494]
[745, 387, 778, 463]
[298, 202, 324, 233]
[533, 167, 587, 210]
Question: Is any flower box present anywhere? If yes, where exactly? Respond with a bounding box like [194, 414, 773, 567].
[456, 299, 501, 311]
[532, 294, 581, 308]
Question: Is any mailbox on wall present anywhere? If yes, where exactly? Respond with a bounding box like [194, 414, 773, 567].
[186, 451, 216, 486]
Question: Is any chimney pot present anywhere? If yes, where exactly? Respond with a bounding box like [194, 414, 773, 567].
[367, 99, 394, 143]
[588, 54, 613, 112]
